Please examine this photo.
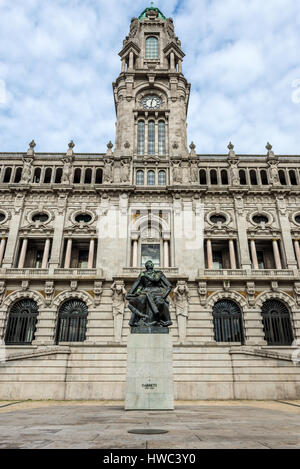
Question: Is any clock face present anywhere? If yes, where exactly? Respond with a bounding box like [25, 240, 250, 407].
[141, 95, 162, 110]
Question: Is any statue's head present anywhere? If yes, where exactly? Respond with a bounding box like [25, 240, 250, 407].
[145, 260, 154, 270]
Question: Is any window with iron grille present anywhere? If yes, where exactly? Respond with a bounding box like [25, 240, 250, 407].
[261, 299, 294, 345]
[145, 36, 159, 59]
[137, 121, 145, 155]
[158, 121, 166, 155]
[148, 121, 155, 155]
[5, 299, 38, 345]
[56, 299, 88, 343]
[136, 170, 144, 185]
[158, 170, 166, 185]
[213, 299, 244, 343]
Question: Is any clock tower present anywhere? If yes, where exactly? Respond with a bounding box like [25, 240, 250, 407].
[113, 5, 191, 158]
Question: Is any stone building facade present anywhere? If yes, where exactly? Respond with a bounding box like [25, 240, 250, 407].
[0, 6, 300, 400]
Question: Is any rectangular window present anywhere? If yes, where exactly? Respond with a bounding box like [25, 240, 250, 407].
[78, 250, 89, 269]
[212, 251, 223, 269]
[141, 244, 160, 267]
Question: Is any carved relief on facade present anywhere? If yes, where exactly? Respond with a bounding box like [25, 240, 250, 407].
[294, 282, 300, 306]
[189, 161, 198, 183]
[246, 282, 255, 306]
[197, 281, 207, 306]
[171, 160, 182, 183]
[111, 281, 127, 343]
[174, 281, 190, 343]
[0, 281, 6, 305]
[44, 281, 54, 306]
[94, 281, 103, 306]
[103, 159, 114, 183]
[120, 159, 130, 183]
[21, 156, 33, 184]
[227, 142, 239, 186]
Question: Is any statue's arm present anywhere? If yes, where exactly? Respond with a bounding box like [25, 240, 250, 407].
[127, 275, 142, 297]
[160, 273, 172, 299]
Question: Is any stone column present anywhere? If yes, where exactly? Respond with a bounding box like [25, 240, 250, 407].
[206, 239, 213, 269]
[250, 239, 259, 269]
[121, 58, 126, 72]
[88, 238, 95, 269]
[294, 240, 300, 269]
[170, 52, 175, 70]
[272, 239, 282, 270]
[64, 238, 72, 269]
[234, 196, 252, 269]
[229, 239, 237, 269]
[41, 238, 51, 269]
[178, 59, 182, 73]
[18, 238, 28, 269]
[0, 238, 6, 266]
[129, 51, 134, 70]
[131, 234, 139, 267]
[163, 240, 169, 268]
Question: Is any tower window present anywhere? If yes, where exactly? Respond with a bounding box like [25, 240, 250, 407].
[145, 36, 159, 59]
[147, 170, 155, 186]
[158, 121, 166, 155]
[137, 121, 145, 155]
[158, 170, 166, 185]
[136, 170, 144, 185]
[148, 121, 155, 155]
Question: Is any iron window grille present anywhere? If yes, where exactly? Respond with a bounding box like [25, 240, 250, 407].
[213, 299, 244, 343]
[261, 299, 294, 345]
[5, 299, 38, 345]
[56, 299, 88, 343]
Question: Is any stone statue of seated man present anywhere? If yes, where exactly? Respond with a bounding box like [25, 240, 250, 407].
[126, 260, 173, 328]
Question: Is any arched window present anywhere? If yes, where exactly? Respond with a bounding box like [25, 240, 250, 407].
[210, 169, 218, 185]
[145, 36, 159, 59]
[55, 168, 62, 183]
[5, 299, 38, 345]
[95, 168, 103, 184]
[213, 299, 244, 343]
[261, 299, 294, 345]
[56, 299, 88, 343]
[289, 170, 297, 185]
[148, 121, 155, 155]
[221, 169, 228, 185]
[136, 170, 144, 185]
[33, 168, 41, 183]
[84, 168, 92, 184]
[279, 170, 286, 185]
[44, 168, 52, 183]
[260, 169, 268, 185]
[239, 169, 247, 185]
[73, 168, 81, 184]
[147, 170, 155, 186]
[158, 170, 166, 185]
[137, 121, 145, 156]
[199, 169, 207, 185]
[3, 167, 12, 183]
[14, 167, 22, 183]
[158, 121, 166, 155]
[250, 170, 257, 185]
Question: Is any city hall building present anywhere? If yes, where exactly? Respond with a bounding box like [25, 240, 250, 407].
[0, 6, 299, 400]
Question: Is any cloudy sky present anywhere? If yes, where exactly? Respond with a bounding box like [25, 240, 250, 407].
[0, 0, 299, 154]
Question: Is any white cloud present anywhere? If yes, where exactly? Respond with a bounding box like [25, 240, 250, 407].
[0, 0, 299, 154]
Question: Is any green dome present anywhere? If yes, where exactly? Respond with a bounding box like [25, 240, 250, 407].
[138, 4, 166, 21]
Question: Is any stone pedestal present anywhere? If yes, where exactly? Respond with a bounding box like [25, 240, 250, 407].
[125, 333, 174, 410]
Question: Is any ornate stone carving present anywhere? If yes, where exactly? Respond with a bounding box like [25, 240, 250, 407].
[129, 17, 139, 38]
[94, 281, 103, 306]
[103, 159, 114, 183]
[174, 281, 190, 343]
[189, 141, 196, 156]
[61, 155, 73, 185]
[21, 156, 33, 184]
[70, 281, 77, 291]
[0, 281, 6, 305]
[268, 160, 280, 186]
[120, 159, 130, 183]
[111, 281, 127, 342]
[189, 161, 198, 183]
[294, 282, 300, 305]
[14, 193, 25, 214]
[172, 160, 182, 183]
[44, 281, 54, 306]
[21, 280, 29, 291]
[106, 141, 113, 156]
[246, 282, 255, 306]
[197, 281, 207, 306]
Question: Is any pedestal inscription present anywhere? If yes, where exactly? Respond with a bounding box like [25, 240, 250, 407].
[125, 333, 174, 410]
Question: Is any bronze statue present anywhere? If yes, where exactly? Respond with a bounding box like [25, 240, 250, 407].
[127, 260, 172, 329]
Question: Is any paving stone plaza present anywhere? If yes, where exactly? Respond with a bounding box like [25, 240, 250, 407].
[0, 400, 300, 449]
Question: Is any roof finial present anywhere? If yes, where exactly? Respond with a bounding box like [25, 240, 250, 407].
[150, 1, 154, 7]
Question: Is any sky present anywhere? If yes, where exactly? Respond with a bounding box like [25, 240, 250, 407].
[0, 0, 300, 155]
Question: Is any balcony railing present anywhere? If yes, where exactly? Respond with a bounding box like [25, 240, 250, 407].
[202, 268, 296, 278]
